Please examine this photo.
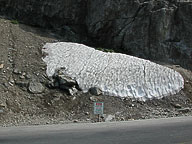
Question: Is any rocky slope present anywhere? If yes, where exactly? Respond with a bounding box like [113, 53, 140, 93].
[0, 0, 192, 69]
[0, 0, 192, 126]
[0, 18, 192, 126]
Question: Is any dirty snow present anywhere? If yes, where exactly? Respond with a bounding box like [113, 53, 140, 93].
[42, 42, 184, 101]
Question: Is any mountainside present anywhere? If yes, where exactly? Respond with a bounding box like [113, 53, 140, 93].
[0, 1, 192, 126]
[0, 0, 192, 69]
[0, 18, 192, 126]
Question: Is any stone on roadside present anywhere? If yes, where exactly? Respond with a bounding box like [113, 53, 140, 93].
[73, 120, 78, 123]
[13, 68, 21, 74]
[171, 103, 182, 109]
[120, 117, 125, 121]
[105, 115, 115, 122]
[178, 108, 191, 113]
[28, 81, 45, 94]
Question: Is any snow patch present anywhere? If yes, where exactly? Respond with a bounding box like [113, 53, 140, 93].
[42, 42, 184, 101]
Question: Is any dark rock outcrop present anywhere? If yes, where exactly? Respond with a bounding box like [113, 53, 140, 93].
[0, 0, 87, 28]
[0, 0, 191, 69]
[87, 0, 192, 69]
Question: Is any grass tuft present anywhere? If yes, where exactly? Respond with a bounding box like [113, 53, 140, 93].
[10, 20, 19, 25]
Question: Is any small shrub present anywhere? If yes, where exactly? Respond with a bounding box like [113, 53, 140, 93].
[95, 47, 114, 53]
[10, 20, 19, 24]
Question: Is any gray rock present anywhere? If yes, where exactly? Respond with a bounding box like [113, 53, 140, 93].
[85, 112, 89, 115]
[73, 120, 78, 123]
[58, 75, 77, 87]
[28, 81, 45, 94]
[0, 109, 3, 113]
[178, 108, 191, 113]
[25, 74, 31, 79]
[8, 81, 14, 86]
[0, 64, 4, 69]
[89, 96, 98, 102]
[105, 115, 115, 122]
[13, 68, 21, 74]
[0, 103, 6, 108]
[54, 81, 60, 88]
[89, 87, 102, 96]
[171, 103, 182, 109]
[129, 104, 135, 107]
[22, 72, 26, 76]
[9, 77, 15, 84]
[19, 75, 25, 79]
[15, 81, 29, 88]
[51, 70, 80, 94]
[3, 83, 9, 88]
[69, 87, 78, 96]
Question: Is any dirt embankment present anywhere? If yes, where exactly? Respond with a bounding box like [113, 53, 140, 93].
[0, 18, 192, 127]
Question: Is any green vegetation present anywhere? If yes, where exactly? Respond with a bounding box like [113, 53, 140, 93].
[10, 20, 19, 24]
[96, 47, 115, 53]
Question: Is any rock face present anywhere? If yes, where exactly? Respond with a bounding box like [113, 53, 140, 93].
[86, 0, 192, 69]
[0, 0, 87, 28]
[0, 0, 192, 69]
[42, 42, 184, 101]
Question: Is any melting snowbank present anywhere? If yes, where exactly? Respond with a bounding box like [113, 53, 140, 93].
[42, 42, 184, 101]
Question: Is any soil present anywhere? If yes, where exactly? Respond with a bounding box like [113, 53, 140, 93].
[0, 18, 192, 127]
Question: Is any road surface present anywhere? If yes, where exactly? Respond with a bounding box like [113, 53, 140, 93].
[0, 116, 192, 144]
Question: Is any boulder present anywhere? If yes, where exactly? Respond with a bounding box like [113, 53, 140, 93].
[28, 81, 45, 94]
[89, 87, 102, 96]
[57, 75, 77, 87]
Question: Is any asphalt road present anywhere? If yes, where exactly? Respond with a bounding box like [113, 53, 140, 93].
[0, 117, 192, 144]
